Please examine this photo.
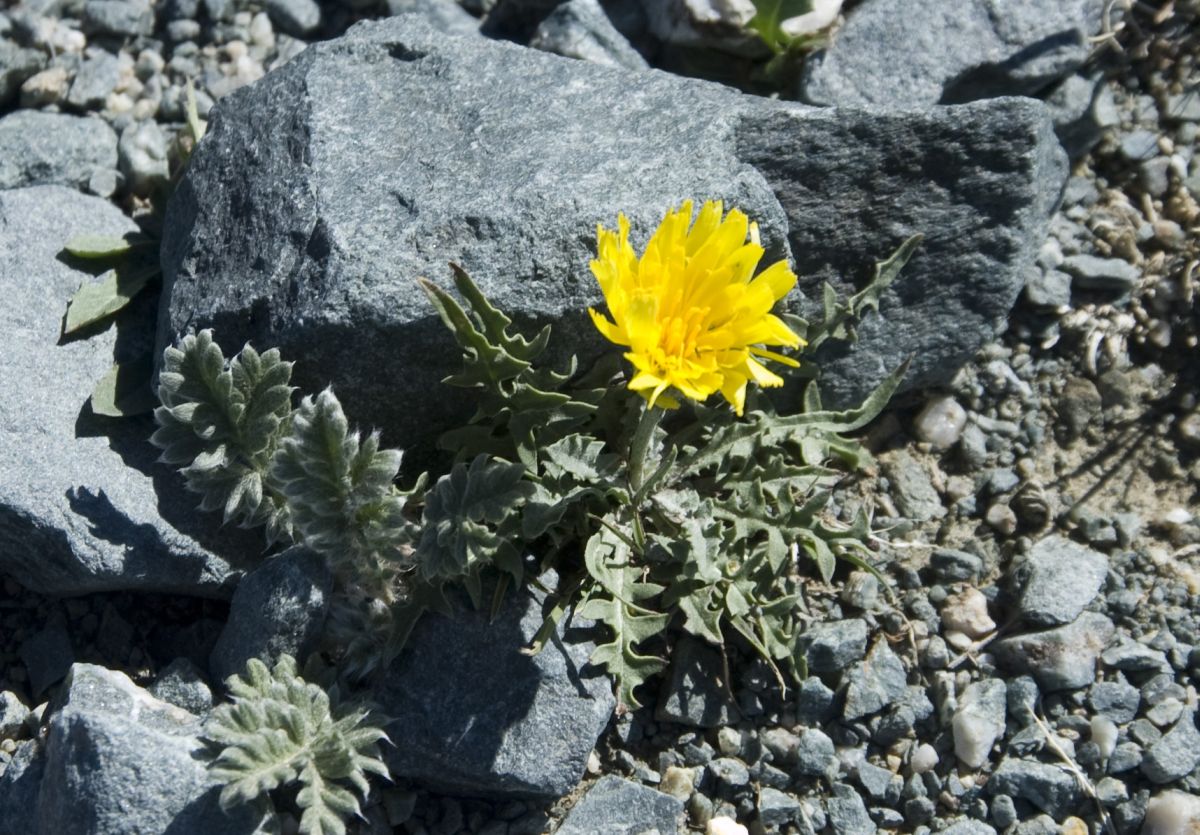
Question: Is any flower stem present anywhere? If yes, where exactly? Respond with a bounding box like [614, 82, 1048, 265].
[627, 403, 662, 496]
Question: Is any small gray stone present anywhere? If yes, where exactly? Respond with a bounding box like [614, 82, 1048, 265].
[35, 664, 266, 834]
[1046, 73, 1109, 159]
[1088, 680, 1140, 724]
[118, 121, 170, 196]
[1024, 267, 1071, 309]
[555, 775, 683, 835]
[842, 641, 908, 720]
[988, 757, 1083, 818]
[931, 548, 984, 583]
[0, 692, 31, 741]
[385, 0, 480, 36]
[0, 41, 47, 108]
[882, 449, 946, 522]
[794, 675, 836, 725]
[826, 783, 873, 835]
[794, 727, 837, 779]
[993, 612, 1114, 691]
[991, 793, 1017, 829]
[1139, 157, 1171, 198]
[1140, 709, 1200, 784]
[1017, 535, 1108, 627]
[148, 658, 213, 715]
[87, 167, 121, 198]
[0, 111, 118, 192]
[941, 820, 997, 834]
[707, 756, 750, 789]
[66, 49, 120, 110]
[758, 786, 803, 827]
[856, 760, 898, 804]
[266, 0, 321, 36]
[656, 636, 739, 728]
[1102, 639, 1171, 674]
[374, 580, 614, 799]
[19, 625, 74, 697]
[1107, 741, 1142, 773]
[1118, 129, 1159, 162]
[531, 0, 649, 71]
[1166, 90, 1200, 122]
[83, 0, 155, 37]
[797, 619, 868, 674]
[209, 547, 333, 686]
[1060, 254, 1140, 292]
[953, 679, 1006, 769]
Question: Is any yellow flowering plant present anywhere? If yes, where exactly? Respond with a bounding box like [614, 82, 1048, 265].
[152, 199, 920, 710]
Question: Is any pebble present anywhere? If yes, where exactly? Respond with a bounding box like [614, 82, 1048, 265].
[67, 49, 121, 110]
[706, 816, 747, 835]
[842, 641, 908, 721]
[19, 66, 71, 107]
[840, 571, 879, 611]
[931, 548, 984, 583]
[797, 619, 868, 674]
[1142, 790, 1200, 834]
[1140, 709, 1200, 784]
[953, 680, 1007, 770]
[940, 588, 995, 639]
[1060, 254, 1141, 292]
[992, 613, 1115, 692]
[825, 783, 872, 835]
[266, 0, 321, 37]
[910, 743, 938, 774]
[985, 502, 1017, 536]
[913, 395, 967, 449]
[1017, 535, 1108, 627]
[882, 449, 946, 522]
[1024, 267, 1072, 309]
[793, 728, 837, 779]
[988, 758, 1083, 819]
[1091, 716, 1118, 760]
[706, 757, 750, 789]
[0, 691, 30, 740]
[1119, 129, 1160, 162]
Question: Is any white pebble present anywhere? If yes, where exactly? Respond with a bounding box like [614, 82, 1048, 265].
[953, 709, 1001, 770]
[944, 629, 973, 651]
[1091, 716, 1118, 760]
[707, 816, 748, 835]
[1163, 507, 1192, 525]
[1142, 790, 1200, 835]
[913, 395, 968, 449]
[910, 742, 939, 773]
[940, 587, 996, 639]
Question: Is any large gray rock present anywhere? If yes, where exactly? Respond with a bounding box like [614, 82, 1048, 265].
[209, 546, 333, 685]
[373, 581, 615, 799]
[801, 0, 1104, 106]
[987, 757, 1083, 819]
[0, 186, 251, 597]
[0, 111, 118, 192]
[556, 774, 684, 834]
[34, 664, 267, 835]
[1017, 535, 1108, 627]
[0, 741, 44, 835]
[161, 16, 1066, 448]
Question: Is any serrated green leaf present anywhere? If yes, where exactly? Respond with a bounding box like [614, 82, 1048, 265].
[64, 260, 159, 334]
[416, 454, 533, 582]
[577, 525, 671, 709]
[90, 353, 156, 417]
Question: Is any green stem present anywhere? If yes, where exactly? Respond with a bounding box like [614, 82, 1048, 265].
[627, 403, 662, 495]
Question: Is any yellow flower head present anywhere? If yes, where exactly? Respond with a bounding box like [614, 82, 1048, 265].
[588, 200, 804, 416]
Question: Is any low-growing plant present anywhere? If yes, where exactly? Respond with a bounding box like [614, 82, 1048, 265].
[204, 654, 389, 835]
[154, 201, 920, 710]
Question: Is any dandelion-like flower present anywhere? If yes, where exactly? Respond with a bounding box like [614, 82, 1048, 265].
[588, 200, 804, 416]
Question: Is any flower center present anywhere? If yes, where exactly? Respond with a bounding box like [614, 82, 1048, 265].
[659, 306, 709, 367]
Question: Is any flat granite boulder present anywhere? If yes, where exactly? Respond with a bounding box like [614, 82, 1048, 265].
[161, 16, 1065, 447]
[0, 186, 253, 597]
[373, 582, 615, 799]
[801, 0, 1104, 106]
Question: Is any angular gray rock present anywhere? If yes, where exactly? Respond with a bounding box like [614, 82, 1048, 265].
[0, 741, 45, 835]
[556, 774, 683, 834]
[373, 581, 615, 799]
[34, 664, 266, 835]
[655, 635, 739, 728]
[0, 186, 250, 598]
[0, 111, 118, 192]
[801, 0, 1104, 106]
[797, 618, 868, 673]
[987, 757, 1083, 819]
[1017, 535, 1108, 627]
[0, 692, 31, 741]
[82, 0, 155, 37]
[1140, 709, 1200, 784]
[148, 657, 214, 714]
[66, 49, 120, 110]
[993, 612, 1114, 691]
[19, 624, 75, 697]
[161, 16, 1066, 448]
[841, 640, 908, 720]
[0, 41, 46, 108]
[531, 0, 649, 70]
[209, 547, 333, 686]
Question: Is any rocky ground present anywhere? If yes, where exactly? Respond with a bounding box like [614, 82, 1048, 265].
[0, 0, 1198, 833]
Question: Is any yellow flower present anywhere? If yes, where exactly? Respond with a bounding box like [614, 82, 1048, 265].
[588, 200, 804, 416]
